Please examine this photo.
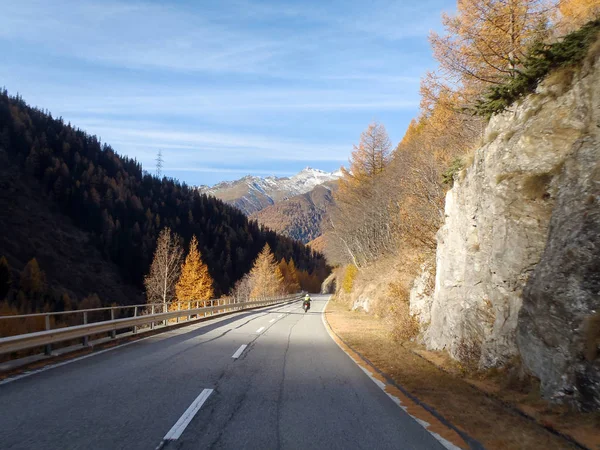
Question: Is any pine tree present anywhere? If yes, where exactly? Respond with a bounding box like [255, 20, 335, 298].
[175, 235, 214, 304]
[249, 244, 285, 298]
[0, 256, 11, 299]
[144, 227, 184, 308]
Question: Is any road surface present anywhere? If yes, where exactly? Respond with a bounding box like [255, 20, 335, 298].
[0, 295, 446, 449]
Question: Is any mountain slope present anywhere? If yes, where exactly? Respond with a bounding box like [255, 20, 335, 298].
[199, 167, 341, 215]
[250, 182, 337, 244]
[0, 156, 142, 308]
[0, 90, 328, 306]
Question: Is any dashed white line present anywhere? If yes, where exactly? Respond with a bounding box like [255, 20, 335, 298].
[256, 327, 265, 334]
[161, 389, 213, 443]
[231, 344, 247, 359]
[269, 319, 275, 323]
[278, 314, 284, 318]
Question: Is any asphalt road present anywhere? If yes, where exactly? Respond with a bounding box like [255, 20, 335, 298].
[0, 295, 446, 450]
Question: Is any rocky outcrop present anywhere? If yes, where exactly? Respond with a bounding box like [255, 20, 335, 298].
[409, 261, 434, 328]
[321, 272, 336, 294]
[517, 61, 600, 411]
[411, 52, 600, 409]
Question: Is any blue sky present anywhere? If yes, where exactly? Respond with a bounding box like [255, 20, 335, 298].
[0, 0, 453, 186]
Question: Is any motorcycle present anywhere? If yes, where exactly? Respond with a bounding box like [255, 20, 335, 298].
[303, 300, 311, 313]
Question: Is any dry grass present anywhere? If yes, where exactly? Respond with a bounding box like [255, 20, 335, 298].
[544, 66, 577, 97]
[523, 173, 553, 200]
[326, 299, 592, 450]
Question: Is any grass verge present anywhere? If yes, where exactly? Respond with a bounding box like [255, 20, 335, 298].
[325, 298, 597, 450]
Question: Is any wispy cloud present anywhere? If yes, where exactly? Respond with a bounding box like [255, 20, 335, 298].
[0, 0, 448, 185]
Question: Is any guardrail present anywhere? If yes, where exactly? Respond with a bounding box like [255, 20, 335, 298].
[0, 294, 302, 357]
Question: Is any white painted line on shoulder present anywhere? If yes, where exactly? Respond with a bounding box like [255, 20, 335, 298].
[320, 298, 463, 450]
[163, 389, 213, 441]
[278, 314, 284, 318]
[269, 319, 275, 323]
[231, 344, 247, 359]
[256, 327, 265, 333]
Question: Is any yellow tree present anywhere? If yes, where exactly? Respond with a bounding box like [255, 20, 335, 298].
[427, 0, 553, 106]
[329, 122, 395, 267]
[557, 0, 600, 32]
[249, 244, 284, 298]
[341, 122, 392, 188]
[175, 236, 214, 306]
[278, 258, 300, 293]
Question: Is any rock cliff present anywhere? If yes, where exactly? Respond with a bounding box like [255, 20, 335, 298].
[411, 51, 600, 409]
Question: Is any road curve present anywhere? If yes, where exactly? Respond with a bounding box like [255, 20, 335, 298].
[0, 295, 446, 450]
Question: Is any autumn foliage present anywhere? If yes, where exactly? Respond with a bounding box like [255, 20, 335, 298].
[175, 235, 214, 304]
[324, 1, 600, 331]
[248, 244, 285, 298]
[278, 258, 300, 294]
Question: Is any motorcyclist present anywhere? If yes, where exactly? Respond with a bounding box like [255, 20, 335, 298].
[303, 293, 311, 312]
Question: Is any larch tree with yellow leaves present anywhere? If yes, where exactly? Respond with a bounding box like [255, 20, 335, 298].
[175, 235, 214, 307]
[249, 244, 285, 298]
[278, 258, 300, 294]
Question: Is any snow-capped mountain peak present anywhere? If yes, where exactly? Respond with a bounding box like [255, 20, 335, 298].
[198, 167, 342, 215]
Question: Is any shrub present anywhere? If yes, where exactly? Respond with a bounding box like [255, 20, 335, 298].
[342, 264, 358, 294]
[387, 281, 419, 342]
[442, 157, 465, 186]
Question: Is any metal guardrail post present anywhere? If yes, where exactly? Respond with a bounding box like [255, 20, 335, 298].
[151, 305, 155, 329]
[133, 306, 138, 334]
[187, 301, 191, 322]
[82, 312, 89, 347]
[176, 302, 180, 323]
[110, 308, 116, 339]
[44, 315, 51, 355]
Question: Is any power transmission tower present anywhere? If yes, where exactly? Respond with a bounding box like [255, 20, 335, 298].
[155, 149, 163, 178]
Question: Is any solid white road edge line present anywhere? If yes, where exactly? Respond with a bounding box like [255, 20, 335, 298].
[256, 327, 265, 333]
[231, 344, 247, 359]
[163, 388, 213, 441]
[320, 296, 462, 450]
[269, 319, 275, 323]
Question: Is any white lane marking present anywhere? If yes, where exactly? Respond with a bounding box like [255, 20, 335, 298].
[231, 344, 247, 359]
[163, 389, 213, 441]
[0, 334, 156, 386]
[269, 319, 275, 323]
[320, 297, 462, 450]
[256, 327, 265, 334]
[278, 314, 284, 318]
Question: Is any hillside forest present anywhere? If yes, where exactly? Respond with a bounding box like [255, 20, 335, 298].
[0, 92, 328, 317]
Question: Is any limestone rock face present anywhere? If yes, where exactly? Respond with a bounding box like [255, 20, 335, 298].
[409, 262, 434, 328]
[518, 62, 600, 411]
[411, 54, 600, 409]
